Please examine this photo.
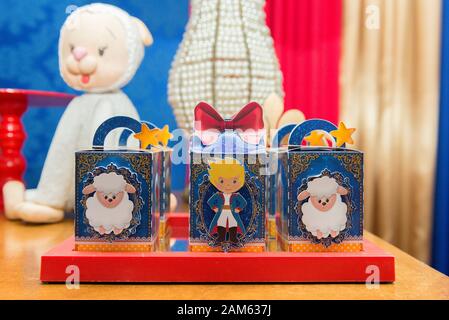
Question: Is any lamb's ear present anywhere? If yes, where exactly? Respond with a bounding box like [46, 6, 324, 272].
[337, 186, 348, 195]
[125, 183, 136, 194]
[297, 190, 310, 201]
[132, 17, 153, 47]
[82, 184, 96, 195]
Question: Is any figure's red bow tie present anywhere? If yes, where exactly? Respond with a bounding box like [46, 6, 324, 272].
[194, 102, 265, 145]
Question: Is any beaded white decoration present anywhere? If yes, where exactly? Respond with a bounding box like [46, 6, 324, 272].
[168, 0, 284, 131]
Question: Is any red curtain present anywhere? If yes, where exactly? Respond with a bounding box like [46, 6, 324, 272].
[265, 0, 342, 124]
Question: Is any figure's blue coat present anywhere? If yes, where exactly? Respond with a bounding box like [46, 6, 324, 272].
[207, 192, 247, 233]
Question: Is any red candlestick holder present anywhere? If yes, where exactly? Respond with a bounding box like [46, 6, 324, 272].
[0, 89, 75, 212]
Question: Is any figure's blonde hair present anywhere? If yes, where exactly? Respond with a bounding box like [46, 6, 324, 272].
[208, 157, 245, 189]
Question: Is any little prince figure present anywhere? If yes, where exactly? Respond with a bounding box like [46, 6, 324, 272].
[207, 158, 247, 245]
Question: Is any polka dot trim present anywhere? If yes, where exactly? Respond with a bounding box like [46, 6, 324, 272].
[288, 242, 363, 252]
[276, 233, 363, 252]
[189, 245, 265, 253]
[75, 244, 154, 252]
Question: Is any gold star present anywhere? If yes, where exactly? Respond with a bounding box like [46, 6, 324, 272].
[330, 122, 356, 147]
[155, 125, 173, 147]
[133, 123, 159, 149]
[304, 130, 326, 146]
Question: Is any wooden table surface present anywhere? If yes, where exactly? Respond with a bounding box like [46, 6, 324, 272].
[1, 215, 448, 300]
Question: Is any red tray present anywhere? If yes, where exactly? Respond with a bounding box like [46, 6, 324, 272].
[40, 213, 395, 283]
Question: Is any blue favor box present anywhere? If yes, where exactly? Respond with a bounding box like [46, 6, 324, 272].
[75, 117, 163, 252]
[273, 119, 364, 252]
[189, 102, 267, 252]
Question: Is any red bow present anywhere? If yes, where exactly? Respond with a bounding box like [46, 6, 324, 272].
[194, 102, 265, 145]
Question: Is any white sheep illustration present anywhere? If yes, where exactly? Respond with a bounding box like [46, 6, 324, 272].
[297, 176, 348, 239]
[82, 172, 136, 235]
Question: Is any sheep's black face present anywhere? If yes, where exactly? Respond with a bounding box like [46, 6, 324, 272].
[96, 191, 125, 208]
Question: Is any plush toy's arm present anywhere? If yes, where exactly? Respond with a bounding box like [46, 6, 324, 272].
[90, 98, 120, 148]
[26, 98, 85, 209]
[91, 95, 140, 149]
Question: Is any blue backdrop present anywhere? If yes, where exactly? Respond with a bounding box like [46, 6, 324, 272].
[0, 0, 188, 191]
[432, 0, 449, 275]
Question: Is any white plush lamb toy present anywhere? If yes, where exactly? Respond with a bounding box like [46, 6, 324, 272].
[3, 3, 152, 223]
[297, 176, 349, 239]
[83, 172, 136, 235]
